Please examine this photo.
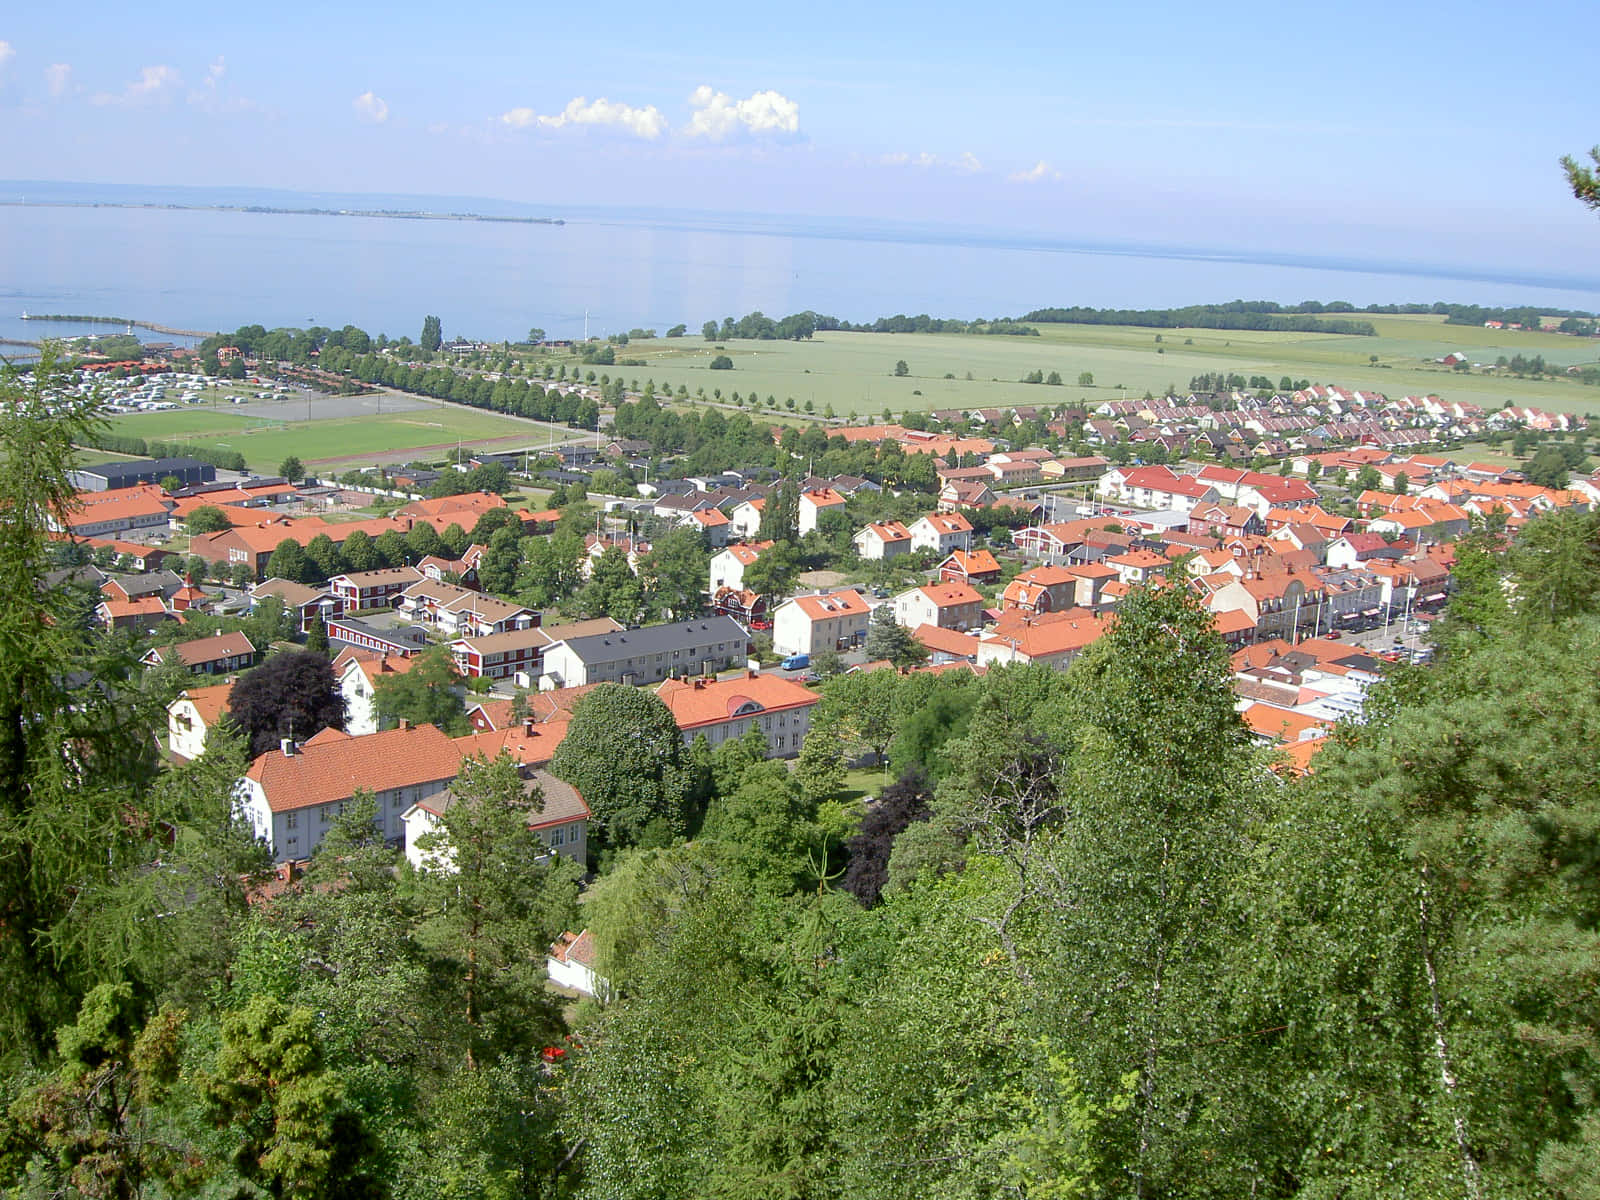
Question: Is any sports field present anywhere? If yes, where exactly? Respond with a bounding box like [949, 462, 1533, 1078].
[105, 397, 562, 473]
[610, 315, 1600, 419]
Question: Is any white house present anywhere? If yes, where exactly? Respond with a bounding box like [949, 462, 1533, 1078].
[772, 589, 871, 658]
[547, 930, 609, 999]
[237, 722, 463, 863]
[166, 680, 236, 760]
[908, 513, 973, 555]
[727, 498, 765, 539]
[402, 767, 589, 873]
[655, 672, 821, 757]
[708, 541, 774, 593]
[894, 582, 985, 632]
[335, 649, 418, 736]
[798, 488, 849, 535]
[852, 520, 913, 560]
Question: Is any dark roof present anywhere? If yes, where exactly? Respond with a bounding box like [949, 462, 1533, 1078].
[552, 616, 749, 664]
[109, 569, 184, 599]
[77, 457, 214, 484]
[328, 617, 432, 652]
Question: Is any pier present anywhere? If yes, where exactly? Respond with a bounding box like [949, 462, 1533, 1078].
[21, 314, 217, 338]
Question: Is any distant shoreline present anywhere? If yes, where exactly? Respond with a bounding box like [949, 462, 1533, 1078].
[0, 200, 563, 226]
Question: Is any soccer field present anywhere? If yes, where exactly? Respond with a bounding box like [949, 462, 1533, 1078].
[106, 401, 559, 473]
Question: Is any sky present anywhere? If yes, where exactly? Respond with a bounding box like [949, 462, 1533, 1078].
[2, 0, 1598, 276]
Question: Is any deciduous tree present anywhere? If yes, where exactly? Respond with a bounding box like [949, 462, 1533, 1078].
[550, 683, 690, 849]
[228, 650, 345, 757]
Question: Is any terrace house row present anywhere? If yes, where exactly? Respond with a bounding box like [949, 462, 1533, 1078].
[539, 615, 751, 690]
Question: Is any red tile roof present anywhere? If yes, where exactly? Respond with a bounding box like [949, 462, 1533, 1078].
[655, 673, 820, 730]
[245, 723, 462, 812]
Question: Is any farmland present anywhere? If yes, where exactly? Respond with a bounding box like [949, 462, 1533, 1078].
[606, 315, 1600, 419]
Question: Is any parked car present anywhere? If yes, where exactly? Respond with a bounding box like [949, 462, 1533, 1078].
[780, 653, 810, 671]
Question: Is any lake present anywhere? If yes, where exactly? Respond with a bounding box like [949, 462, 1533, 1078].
[3, 200, 1599, 348]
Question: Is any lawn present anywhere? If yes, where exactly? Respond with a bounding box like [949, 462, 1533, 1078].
[603, 318, 1600, 420]
[106, 405, 554, 473]
[836, 766, 890, 804]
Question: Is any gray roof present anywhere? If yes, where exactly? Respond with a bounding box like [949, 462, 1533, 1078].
[75, 457, 214, 484]
[328, 617, 432, 652]
[109, 569, 184, 599]
[551, 616, 749, 664]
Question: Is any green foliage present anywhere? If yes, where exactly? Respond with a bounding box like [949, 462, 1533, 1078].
[0, 350, 166, 1056]
[374, 644, 469, 735]
[413, 755, 578, 1065]
[185, 503, 233, 533]
[551, 683, 691, 849]
[207, 993, 387, 1197]
[1562, 144, 1600, 212]
[863, 604, 927, 669]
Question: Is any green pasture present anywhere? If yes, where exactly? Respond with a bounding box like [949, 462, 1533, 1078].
[106, 406, 548, 472]
[609, 318, 1600, 420]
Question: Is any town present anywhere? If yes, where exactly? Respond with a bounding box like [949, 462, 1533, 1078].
[11, 319, 1600, 1197]
[50, 333, 1597, 866]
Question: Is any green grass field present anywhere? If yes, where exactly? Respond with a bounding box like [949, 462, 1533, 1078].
[608, 316, 1600, 420]
[106, 405, 553, 473]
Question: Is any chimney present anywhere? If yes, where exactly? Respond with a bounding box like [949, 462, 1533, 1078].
[398, 717, 410, 730]
[747, 668, 758, 679]
[280, 738, 295, 757]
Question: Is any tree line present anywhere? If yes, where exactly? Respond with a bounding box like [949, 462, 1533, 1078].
[700, 310, 1041, 340]
[78, 430, 248, 472]
[1019, 303, 1379, 335]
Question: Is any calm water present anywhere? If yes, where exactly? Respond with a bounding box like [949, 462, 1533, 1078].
[3, 202, 1599, 348]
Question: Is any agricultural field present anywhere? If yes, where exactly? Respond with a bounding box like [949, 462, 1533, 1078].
[606, 316, 1600, 420]
[104, 392, 566, 473]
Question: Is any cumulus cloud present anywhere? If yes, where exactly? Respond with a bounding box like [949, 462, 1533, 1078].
[685, 85, 799, 140]
[1009, 159, 1062, 183]
[92, 64, 182, 106]
[204, 56, 225, 88]
[501, 96, 667, 139]
[353, 90, 389, 124]
[45, 62, 72, 97]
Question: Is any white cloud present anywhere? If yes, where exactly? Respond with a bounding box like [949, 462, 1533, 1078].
[44, 62, 72, 97]
[0, 41, 15, 74]
[204, 56, 225, 88]
[501, 96, 667, 139]
[685, 85, 800, 140]
[880, 149, 984, 173]
[92, 64, 182, 106]
[353, 90, 389, 124]
[1009, 159, 1062, 183]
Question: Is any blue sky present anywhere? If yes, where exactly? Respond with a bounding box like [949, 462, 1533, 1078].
[3, 0, 1598, 274]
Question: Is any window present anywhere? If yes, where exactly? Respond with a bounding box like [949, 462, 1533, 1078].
[548, 826, 565, 846]
[285, 811, 298, 830]
[319, 806, 330, 825]
[392, 794, 404, 810]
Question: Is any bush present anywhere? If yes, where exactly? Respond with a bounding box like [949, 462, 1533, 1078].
[709, 356, 734, 370]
